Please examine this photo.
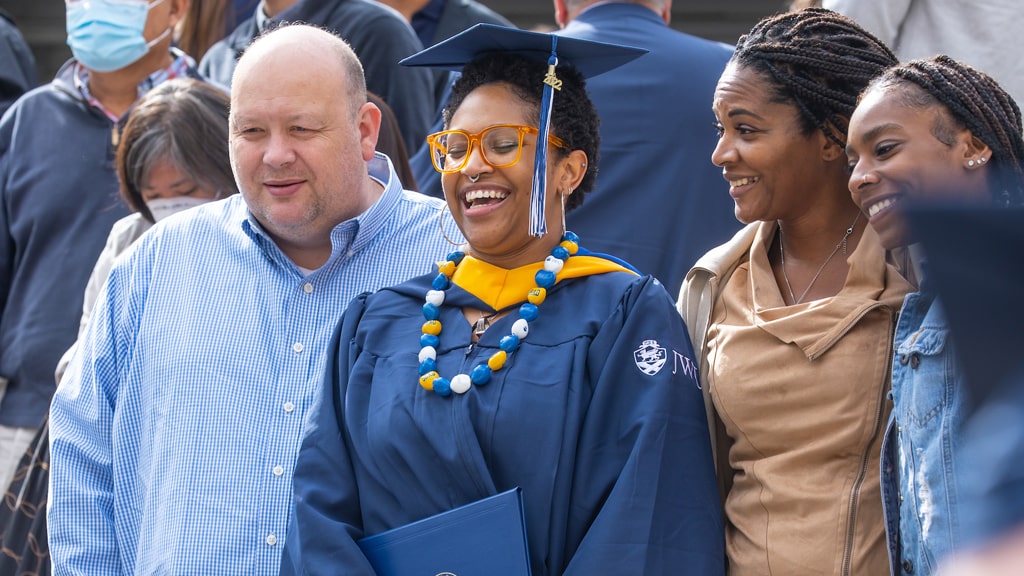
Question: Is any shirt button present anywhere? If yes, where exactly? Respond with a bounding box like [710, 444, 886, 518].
[266, 533, 278, 546]
[292, 342, 304, 354]
[283, 402, 295, 413]
[909, 352, 921, 369]
[273, 465, 284, 477]
[347, 249, 355, 258]
[899, 354, 909, 365]
[303, 282, 313, 294]
[902, 559, 914, 574]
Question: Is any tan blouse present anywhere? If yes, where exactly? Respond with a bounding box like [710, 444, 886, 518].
[705, 222, 912, 575]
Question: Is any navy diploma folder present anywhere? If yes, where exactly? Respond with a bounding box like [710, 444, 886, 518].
[356, 488, 532, 576]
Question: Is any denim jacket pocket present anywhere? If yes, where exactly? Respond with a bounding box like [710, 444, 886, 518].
[896, 327, 954, 428]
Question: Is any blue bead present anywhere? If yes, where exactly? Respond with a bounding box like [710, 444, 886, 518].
[422, 302, 440, 320]
[447, 250, 465, 264]
[499, 334, 520, 352]
[470, 364, 492, 385]
[551, 246, 570, 261]
[519, 303, 539, 322]
[420, 334, 440, 348]
[535, 269, 556, 288]
[418, 358, 437, 375]
[563, 231, 580, 245]
[431, 274, 450, 290]
[433, 377, 452, 396]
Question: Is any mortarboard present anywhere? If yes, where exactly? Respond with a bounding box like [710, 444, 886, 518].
[907, 205, 1024, 413]
[401, 23, 647, 238]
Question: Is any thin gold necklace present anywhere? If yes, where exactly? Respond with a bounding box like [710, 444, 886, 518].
[779, 212, 861, 305]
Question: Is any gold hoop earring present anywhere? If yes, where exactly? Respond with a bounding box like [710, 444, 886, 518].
[561, 188, 570, 237]
[439, 203, 462, 246]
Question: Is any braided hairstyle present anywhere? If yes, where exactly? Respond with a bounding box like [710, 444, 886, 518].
[444, 52, 600, 211]
[867, 55, 1024, 207]
[732, 7, 897, 147]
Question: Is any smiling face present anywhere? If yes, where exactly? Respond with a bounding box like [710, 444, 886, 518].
[229, 32, 380, 258]
[846, 84, 992, 249]
[441, 82, 582, 268]
[711, 62, 839, 224]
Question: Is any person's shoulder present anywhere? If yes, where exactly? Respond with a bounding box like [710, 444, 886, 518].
[445, 0, 514, 28]
[147, 196, 246, 245]
[319, 0, 415, 31]
[688, 221, 759, 277]
[109, 212, 153, 240]
[398, 189, 447, 209]
[1, 70, 85, 141]
[359, 269, 436, 312]
[198, 18, 256, 82]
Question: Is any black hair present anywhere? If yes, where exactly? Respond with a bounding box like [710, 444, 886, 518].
[732, 7, 897, 146]
[444, 52, 600, 211]
[868, 55, 1024, 207]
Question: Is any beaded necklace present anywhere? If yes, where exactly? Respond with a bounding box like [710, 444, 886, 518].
[417, 232, 580, 396]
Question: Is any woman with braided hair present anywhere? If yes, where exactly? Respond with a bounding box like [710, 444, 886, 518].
[677, 8, 912, 574]
[846, 55, 1024, 576]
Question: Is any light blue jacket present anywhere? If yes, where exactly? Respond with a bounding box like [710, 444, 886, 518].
[881, 289, 967, 575]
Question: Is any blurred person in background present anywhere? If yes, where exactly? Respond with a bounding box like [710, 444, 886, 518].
[554, 0, 739, 296]
[0, 0, 200, 494]
[1, 77, 233, 576]
[0, 8, 37, 117]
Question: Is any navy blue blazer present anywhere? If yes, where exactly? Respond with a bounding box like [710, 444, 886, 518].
[557, 3, 741, 296]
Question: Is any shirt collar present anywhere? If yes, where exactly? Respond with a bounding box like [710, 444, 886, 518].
[411, 0, 445, 47]
[74, 47, 197, 122]
[255, 0, 271, 31]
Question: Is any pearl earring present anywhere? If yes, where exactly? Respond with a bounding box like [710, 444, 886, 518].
[968, 160, 976, 167]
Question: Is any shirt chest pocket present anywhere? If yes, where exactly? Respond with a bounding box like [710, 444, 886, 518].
[896, 327, 957, 428]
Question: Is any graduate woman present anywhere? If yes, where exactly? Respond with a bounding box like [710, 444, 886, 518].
[283, 25, 724, 575]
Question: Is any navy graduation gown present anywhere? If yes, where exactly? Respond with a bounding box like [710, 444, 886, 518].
[285, 259, 724, 575]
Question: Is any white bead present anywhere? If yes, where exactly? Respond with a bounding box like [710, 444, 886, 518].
[425, 290, 445, 306]
[418, 346, 436, 362]
[451, 374, 472, 394]
[543, 255, 563, 274]
[512, 318, 529, 339]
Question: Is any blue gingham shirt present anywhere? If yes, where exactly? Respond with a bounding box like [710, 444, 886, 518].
[48, 155, 462, 575]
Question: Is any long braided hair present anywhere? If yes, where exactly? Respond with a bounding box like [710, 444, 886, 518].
[731, 8, 897, 147]
[868, 56, 1024, 207]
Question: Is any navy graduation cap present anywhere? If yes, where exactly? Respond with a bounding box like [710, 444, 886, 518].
[402, 23, 647, 238]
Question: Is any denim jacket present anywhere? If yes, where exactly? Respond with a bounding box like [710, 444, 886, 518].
[881, 289, 967, 575]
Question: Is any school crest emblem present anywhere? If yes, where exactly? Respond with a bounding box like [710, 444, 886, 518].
[633, 340, 667, 376]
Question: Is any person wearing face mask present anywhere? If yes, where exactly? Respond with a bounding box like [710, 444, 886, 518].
[0, 76, 231, 576]
[0, 0, 203, 494]
[53, 77, 235, 383]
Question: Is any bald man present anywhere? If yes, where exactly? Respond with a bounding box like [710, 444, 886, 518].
[48, 24, 461, 576]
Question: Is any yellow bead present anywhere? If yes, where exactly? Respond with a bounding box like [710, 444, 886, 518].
[527, 287, 546, 305]
[422, 320, 442, 335]
[488, 350, 507, 370]
[559, 240, 578, 255]
[438, 261, 456, 277]
[419, 371, 439, 390]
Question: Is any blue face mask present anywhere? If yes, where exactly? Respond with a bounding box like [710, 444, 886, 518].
[66, 0, 169, 73]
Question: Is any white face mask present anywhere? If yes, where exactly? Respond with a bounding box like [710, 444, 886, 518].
[146, 196, 210, 222]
